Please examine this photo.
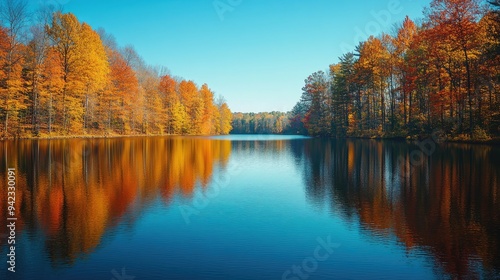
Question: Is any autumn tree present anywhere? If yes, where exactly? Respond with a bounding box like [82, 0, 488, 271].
[24, 26, 49, 135]
[300, 71, 331, 136]
[0, 8, 231, 138]
[199, 84, 216, 135]
[0, 0, 28, 137]
[425, 0, 483, 135]
[178, 80, 204, 134]
[288, 1, 498, 141]
[477, 10, 500, 135]
[104, 48, 138, 134]
[77, 23, 109, 132]
[355, 36, 391, 134]
[136, 66, 163, 134]
[46, 12, 81, 134]
[158, 74, 175, 133]
[330, 52, 357, 137]
[39, 47, 64, 135]
[120, 46, 144, 133]
[22, 5, 57, 136]
[394, 16, 418, 130]
[216, 97, 232, 135]
[288, 101, 308, 135]
[170, 98, 189, 134]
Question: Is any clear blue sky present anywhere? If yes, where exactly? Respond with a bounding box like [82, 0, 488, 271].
[39, 0, 429, 113]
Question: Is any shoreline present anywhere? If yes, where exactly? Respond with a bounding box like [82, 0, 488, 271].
[1, 133, 499, 145]
[342, 135, 500, 145]
[228, 133, 500, 145]
[0, 133, 215, 141]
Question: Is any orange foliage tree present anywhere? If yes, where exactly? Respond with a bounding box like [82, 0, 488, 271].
[289, 0, 499, 140]
[0, 9, 231, 138]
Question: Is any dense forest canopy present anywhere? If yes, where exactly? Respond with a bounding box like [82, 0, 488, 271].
[233, 0, 500, 141]
[0, 0, 232, 138]
[287, 0, 500, 140]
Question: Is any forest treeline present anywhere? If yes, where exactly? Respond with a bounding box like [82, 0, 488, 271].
[0, 1, 232, 138]
[231, 112, 292, 134]
[286, 0, 500, 140]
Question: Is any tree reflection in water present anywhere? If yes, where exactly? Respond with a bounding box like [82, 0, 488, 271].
[0, 137, 231, 264]
[292, 139, 500, 279]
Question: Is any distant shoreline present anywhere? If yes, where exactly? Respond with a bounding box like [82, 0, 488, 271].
[229, 133, 500, 145]
[2, 133, 499, 145]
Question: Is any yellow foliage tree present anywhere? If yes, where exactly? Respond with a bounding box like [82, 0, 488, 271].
[217, 101, 232, 135]
[75, 23, 109, 133]
[39, 48, 64, 135]
[170, 98, 189, 134]
[0, 25, 26, 137]
[46, 12, 81, 134]
[46, 12, 109, 135]
[200, 83, 216, 135]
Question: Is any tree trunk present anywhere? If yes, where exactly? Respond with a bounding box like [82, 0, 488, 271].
[464, 48, 473, 136]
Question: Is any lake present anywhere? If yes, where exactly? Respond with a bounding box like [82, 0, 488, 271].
[1, 135, 499, 279]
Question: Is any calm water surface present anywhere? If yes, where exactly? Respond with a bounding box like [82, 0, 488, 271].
[1, 135, 499, 279]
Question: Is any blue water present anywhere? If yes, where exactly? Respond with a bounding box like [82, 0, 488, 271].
[0, 135, 499, 279]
